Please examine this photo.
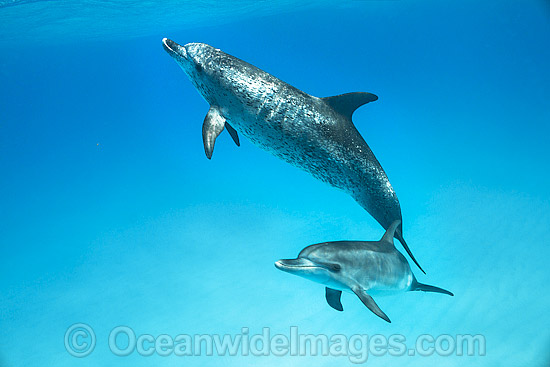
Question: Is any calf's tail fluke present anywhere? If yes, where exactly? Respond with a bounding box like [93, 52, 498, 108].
[395, 231, 426, 274]
[411, 279, 454, 296]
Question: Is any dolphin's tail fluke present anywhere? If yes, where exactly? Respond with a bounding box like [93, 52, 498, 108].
[394, 230, 426, 274]
[411, 279, 454, 296]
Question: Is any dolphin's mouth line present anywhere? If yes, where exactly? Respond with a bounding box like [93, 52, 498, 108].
[275, 260, 325, 271]
[162, 38, 185, 59]
[279, 265, 322, 270]
[162, 38, 174, 52]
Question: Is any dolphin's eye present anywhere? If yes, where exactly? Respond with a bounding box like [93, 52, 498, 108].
[195, 64, 203, 73]
[331, 264, 341, 272]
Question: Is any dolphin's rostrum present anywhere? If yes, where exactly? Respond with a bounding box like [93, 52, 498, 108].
[162, 38, 424, 273]
[275, 220, 453, 323]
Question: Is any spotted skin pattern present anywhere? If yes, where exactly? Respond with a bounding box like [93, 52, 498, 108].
[162, 39, 423, 272]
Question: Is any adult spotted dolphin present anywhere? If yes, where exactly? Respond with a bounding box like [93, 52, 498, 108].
[162, 38, 424, 273]
[275, 220, 452, 323]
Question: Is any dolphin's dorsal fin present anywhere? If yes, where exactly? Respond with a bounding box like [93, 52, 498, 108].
[380, 219, 401, 244]
[202, 106, 226, 159]
[321, 92, 378, 120]
[325, 287, 343, 311]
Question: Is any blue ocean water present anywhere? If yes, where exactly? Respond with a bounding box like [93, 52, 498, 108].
[1, 0, 550, 366]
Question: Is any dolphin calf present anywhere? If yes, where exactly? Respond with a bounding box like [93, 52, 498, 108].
[275, 220, 452, 323]
[162, 38, 424, 273]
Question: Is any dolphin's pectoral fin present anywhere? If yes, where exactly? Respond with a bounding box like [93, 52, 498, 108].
[321, 92, 378, 121]
[325, 287, 343, 311]
[352, 286, 391, 323]
[225, 122, 240, 147]
[202, 106, 226, 159]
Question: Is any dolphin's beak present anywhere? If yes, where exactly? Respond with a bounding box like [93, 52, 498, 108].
[275, 258, 319, 272]
[162, 38, 187, 59]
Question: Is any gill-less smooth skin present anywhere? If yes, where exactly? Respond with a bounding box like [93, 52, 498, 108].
[275, 220, 453, 323]
[162, 38, 424, 273]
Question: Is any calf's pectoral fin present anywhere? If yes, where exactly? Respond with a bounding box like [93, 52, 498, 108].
[352, 286, 391, 323]
[225, 122, 240, 147]
[202, 106, 226, 159]
[325, 287, 343, 311]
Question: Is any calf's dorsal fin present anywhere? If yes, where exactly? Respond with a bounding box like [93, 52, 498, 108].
[380, 219, 401, 244]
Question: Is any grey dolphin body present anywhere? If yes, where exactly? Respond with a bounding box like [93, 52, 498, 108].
[275, 220, 452, 323]
[162, 38, 424, 272]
